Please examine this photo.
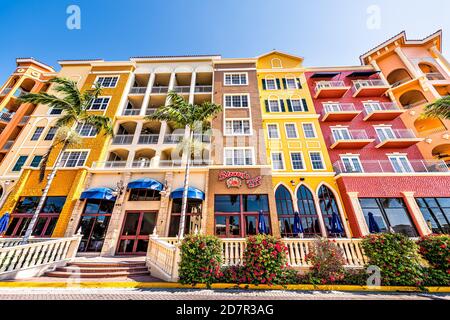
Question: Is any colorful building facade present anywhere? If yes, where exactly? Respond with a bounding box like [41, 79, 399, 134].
[0, 30, 449, 257]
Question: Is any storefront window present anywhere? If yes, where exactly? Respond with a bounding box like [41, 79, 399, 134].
[5, 196, 66, 237]
[214, 194, 271, 238]
[318, 185, 345, 237]
[416, 198, 450, 234]
[168, 199, 203, 237]
[128, 189, 161, 201]
[359, 198, 418, 237]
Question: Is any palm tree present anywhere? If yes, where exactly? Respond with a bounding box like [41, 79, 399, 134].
[18, 77, 113, 243]
[422, 95, 450, 120]
[146, 91, 221, 238]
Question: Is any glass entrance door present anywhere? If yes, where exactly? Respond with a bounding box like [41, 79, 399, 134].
[117, 211, 157, 255]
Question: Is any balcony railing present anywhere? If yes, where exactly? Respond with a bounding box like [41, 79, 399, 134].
[363, 102, 404, 121]
[330, 130, 373, 149]
[191, 159, 213, 166]
[122, 109, 141, 116]
[132, 159, 153, 168]
[92, 161, 128, 169]
[321, 103, 359, 121]
[390, 78, 413, 88]
[376, 129, 417, 143]
[159, 160, 183, 167]
[334, 160, 449, 174]
[146, 108, 157, 116]
[331, 130, 370, 143]
[315, 81, 347, 92]
[195, 85, 212, 93]
[173, 86, 190, 93]
[138, 134, 159, 144]
[19, 116, 30, 125]
[375, 129, 422, 148]
[425, 72, 446, 81]
[112, 134, 134, 145]
[353, 79, 387, 90]
[151, 86, 169, 94]
[0, 111, 14, 122]
[163, 133, 184, 144]
[129, 87, 147, 94]
[402, 100, 428, 110]
[323, 103, 356, 114]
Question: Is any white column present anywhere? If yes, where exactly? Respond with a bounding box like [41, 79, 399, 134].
[132, 122, 143, 145]
[347, 192, 369, 237]
[402, 191, 432, 236]
[140, 73, 155, 116]
[394, 47, 421, 78]
[188, 72, 197, 104]
[117, 72, 135, 116]
[430, 46, 450, 76]
[313, 195, 328, 237]
[165, 72, 176, 105]
[158, 121, 168, 146]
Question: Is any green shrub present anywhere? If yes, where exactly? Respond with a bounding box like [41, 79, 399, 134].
[242, 235, 290, 285]
[361, 233, 423, 286]
[178, 234, 222, 286]
[418, 234, 450, 286]
[305, 238, 346, 284]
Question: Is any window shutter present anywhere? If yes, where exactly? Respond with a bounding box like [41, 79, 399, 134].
[280, 99, 286, 112]
[296, 78, 302, 89]
[282, 78, 287, 89]
[301, 98, 309, 112]
[265, 100, 270, 112]
[287, 99, 293, 112]
[262, 79, 266, 90]
[276, 78, 281, 90]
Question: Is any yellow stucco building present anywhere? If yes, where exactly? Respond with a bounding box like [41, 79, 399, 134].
[256, 51, 351, 238]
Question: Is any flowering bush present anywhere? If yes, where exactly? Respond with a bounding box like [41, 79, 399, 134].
[361, 233, 423, 286]
[305, 238, 346, 284]
[241, 235, 290, 285]
[178, 234, 223, 286]
[418, 234, 450, 286]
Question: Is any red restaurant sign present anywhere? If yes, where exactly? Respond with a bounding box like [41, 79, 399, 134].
[218, 171, 263, 189]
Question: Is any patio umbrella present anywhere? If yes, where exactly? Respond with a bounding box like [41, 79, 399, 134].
[330, 211, 344, 235]
[0, 212, 10, 235]
[368, 212, 380, 233]
[293, 211, 304, 237]
[258, 210, 268, 235]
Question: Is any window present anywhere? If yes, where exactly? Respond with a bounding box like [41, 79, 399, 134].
[267, 124, 279, 139]
[224, 148, 253, 166]
[389, 155, 413, 173]
[75, 123, 98, 137]
[12, 156, 28, 172]
[266, 79, 277, 90]
[129, 189, 161, 201]
[285, 124, 298, 138]
[224, 94, 249, 108]
[89, 97, 111, 110]
[60, 151, 89, 168]
[302, 123, 317, 138]
[225, 119, 251, 135]
[271, 152, 284, 170]
[341, 155, 363, 173]
[44, 127, 57, 141]
[416, 198, 450, 234]
[49, 108, 63, 115]
[285, 78, 298, 89]
[318, 185, 345, 237]
[363, 102, 382, 113]
[288, 99, 307, 112]
[323, 103, 342, 112]
[290, 152, 305, 170]
[169, 199, 203, 237]
[268, 100, 281, 112]
[375, 126, 395, 142]
[359, 198, 418, 237]
[309, 152, 325, 170]
[296, 185, 322, 237]
[224, 73, 247, 86]
[30, 155, 43, 168]
[95, 76, 118, 88]
[214, 194, 270, 238]
[31, 127, 44, 141]
[331, 127, 351, 141]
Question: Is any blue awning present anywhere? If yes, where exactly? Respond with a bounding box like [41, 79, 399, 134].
[80, 187, 116, 201]
[170, 187, 205, 200]
[127, 178, 164, 191]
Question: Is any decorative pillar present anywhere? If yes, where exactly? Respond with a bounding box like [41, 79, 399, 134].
[158, 171, 174, 236]
[401, 191, 431, 236]
[140, 73, 155, 116]
[430, 46, 450, 75]
[394, 47, 421, 78]
[188, 72, 197, 104]
[116, 72, 135, 116]
[313, 195, 328, 237]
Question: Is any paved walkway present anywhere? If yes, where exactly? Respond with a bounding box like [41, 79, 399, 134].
[0, 287, 448, 300]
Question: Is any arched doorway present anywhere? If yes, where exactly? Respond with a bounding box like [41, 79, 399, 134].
[297, 185, 322, 237]
[318, 185, 345, 237]
[418, 62, 445, 80]
[386, 68, 412, 87]
[275, 185, 294, 237]
[399, 90, 428, 109]
[432, 144, 450, 167]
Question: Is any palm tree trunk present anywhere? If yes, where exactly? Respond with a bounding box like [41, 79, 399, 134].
[178, 130, 194, 239]
[21, 142, 68, 244]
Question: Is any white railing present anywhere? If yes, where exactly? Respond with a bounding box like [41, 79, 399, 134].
[363, 102, 400, 116]
[92, 161, 127, 169]
[322, 103, 356, 116]
[376, 128, 417, 143]
[146, 108, 157, 116]
[159, 160, 183, 167]
[112, 134, 134, 145]
[173, 86, 190, 93]
[330, 130, 369, 144]
[333, 159, 449, 174]
[151, 86, 169, 94]
[129, 87, 147, 94]
[353, 79, 388, 91]
[195, 85, 212, 93]
[146, 236, 179, 282]
[132, 159, 153, 168]
[122, 109, 141, 116]
[138, 134, 159, 144]
[0, 236, 81, 280]
[402, 100, 428, 109]
[425, 72, 446, 81]
[163, 133, 184, 144]
[390, 78, 413, 88]
[315, 81, 347, 94]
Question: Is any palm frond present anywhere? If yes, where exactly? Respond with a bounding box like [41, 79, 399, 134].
[55, 114, 76, 128]
[48, 78, 82, 108]
[19, 92, 72, 110]
[83, 114, 114, 136]
[422, 96, 450, 120]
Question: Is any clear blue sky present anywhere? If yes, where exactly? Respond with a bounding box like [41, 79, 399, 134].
[0, 0, 449, 84]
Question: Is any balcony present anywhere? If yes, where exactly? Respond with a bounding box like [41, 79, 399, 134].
[321, 103, 360, 122]
[334, 160, 449, 174]
[132, 159, 153, 169]
[425, 72, 446, 81]
[159, 160, 183, 167]
[375, 129, 423, 148]
[129, 87, 147, 95]
[92, 161, 127, 169]
[18, 116, 30, 125]
[151, 86, 169, 94]
[0, 111, 14, 123]
[314, 81, 350, 99]
[363, 103, 405, 121]
[122, 109, 141, 116]
[195, 85, 212, 93]
[352, 80, 389, 98]
[163, 133, 184, 144]
[111, 134, 134, 145]
[138, 134, 159, 144]
[173, 86, 190, 94]
[330, 130, 374, 149]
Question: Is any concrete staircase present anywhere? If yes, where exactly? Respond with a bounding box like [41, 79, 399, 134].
[45, 259, 150, 279]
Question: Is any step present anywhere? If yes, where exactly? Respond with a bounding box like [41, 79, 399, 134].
[67, 262, 146, 268]
[45, 270, 150, 279]
[55, 266, 149, 273]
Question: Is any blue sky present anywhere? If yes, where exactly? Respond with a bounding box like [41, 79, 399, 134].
[0, 0, 449, 84]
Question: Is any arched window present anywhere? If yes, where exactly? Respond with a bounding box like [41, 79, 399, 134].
[276, 185, 294, 237]
[271, 58, 282, 69]
[297, 185, 321, 237]
[318, 185, 345, 237]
